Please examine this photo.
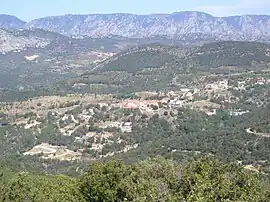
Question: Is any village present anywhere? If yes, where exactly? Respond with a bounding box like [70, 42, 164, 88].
[1, 73, 269, 161]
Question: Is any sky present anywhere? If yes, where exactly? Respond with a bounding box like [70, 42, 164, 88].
[1, 0, 270, 21]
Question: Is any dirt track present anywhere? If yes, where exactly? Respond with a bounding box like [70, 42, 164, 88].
[246, 128, 270, 138]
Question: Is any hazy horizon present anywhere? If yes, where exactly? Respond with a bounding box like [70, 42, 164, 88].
[2, 10, 270, 22]
[1, 0, 270, 21]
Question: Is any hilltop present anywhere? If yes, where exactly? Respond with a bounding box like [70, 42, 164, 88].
[93, 41, 270, 72]
[183, 41, 270, 68]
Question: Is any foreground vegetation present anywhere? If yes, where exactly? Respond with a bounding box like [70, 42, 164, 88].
[1, 157, 269, 202]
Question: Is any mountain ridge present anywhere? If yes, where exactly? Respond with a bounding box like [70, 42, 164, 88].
[0, 14, 26, 29]
[1, 11, 270, 42]
[24, 11, 270, 41]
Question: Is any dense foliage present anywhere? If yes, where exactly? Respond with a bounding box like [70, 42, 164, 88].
[1, 157, 269, 201]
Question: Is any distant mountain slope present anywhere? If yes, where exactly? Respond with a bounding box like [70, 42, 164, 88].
[0, 28, 197, 54]
[0, 29, 50, 52]
[26, 12, 270, 41]
[185, 41, 270, 68]
[54, 41, 270, 96]
[90, 41, 270, 73]
[92, 44, 184, 73]
[0, 14, 25, 29]
[0, 28, 128, 53]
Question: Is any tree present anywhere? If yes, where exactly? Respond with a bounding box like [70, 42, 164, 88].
[180, 157, 264, 202]
[1, 173, 84, 202]
[79, 160, 132, 202]
[151, 104, 158, 110]
[0, 157, 269, 202]
[79, 157, 183, 202]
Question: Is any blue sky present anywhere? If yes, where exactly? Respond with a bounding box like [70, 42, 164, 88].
[1, 0, 270, 21]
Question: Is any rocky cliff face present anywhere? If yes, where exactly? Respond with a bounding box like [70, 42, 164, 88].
[0, 14, 25, 29]
[25, 12, 270, 41]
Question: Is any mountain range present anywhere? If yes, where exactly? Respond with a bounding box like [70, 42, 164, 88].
[0, 11, 270, 42]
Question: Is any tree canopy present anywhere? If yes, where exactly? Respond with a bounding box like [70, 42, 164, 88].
[1, 157, 268, 202]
